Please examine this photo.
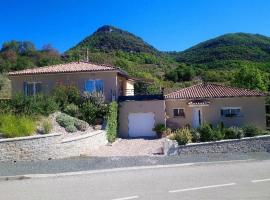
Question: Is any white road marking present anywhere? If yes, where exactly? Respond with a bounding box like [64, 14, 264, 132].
[169, 183, 236, 193]
[251, 178, 270, 183]
[111, 195, 139, 200]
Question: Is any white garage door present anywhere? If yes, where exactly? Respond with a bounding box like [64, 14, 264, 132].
[128, 113, 156, 137]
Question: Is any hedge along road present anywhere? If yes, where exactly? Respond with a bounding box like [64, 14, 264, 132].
[0, 158, 270, 200]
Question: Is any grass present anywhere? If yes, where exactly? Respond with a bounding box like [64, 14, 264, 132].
[0, 114, 36, 138]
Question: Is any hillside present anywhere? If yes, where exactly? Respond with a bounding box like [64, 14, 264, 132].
[1, 26, 270, 97]
[65, 25, 178, 90]
[68, 25, 158, 54]
[174, 33, 270, 71]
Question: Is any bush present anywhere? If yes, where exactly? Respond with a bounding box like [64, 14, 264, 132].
[224, 127, 244, 139]
[79, 101, 99, 125]
[52, 85, 81, 109]
[243, 125, 261, 137]
[198, 123, 224, 142]
[0, 114, 36, 138]
[56, 113, 89, 133]
[163, 128, 173, 137]
[190, 129, 201, 142]
[106, 102, 118, 143]
[56, 113, 74, 127]
[9, 93, 59, 116]
[173, 127, 193, 145]
[42, 119, 53, 134]
[65, 125, 77, 133]
[64, 103, 80, 117]
[153, 124, 166, 138]
[197, 123, 215, 142]
[74, 119, 89, 131]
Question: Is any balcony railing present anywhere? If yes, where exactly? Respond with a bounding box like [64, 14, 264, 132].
[118, 89, 164, 102]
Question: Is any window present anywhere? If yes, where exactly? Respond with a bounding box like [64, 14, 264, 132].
[84, 80, 104, 93]
[24, 82, 42, 96]
[221, 107, 241, 117]
[173, 108, 185, 117]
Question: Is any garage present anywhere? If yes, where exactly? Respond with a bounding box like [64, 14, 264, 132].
[119, 100, 166, 138]
[128, 113, 156, 137]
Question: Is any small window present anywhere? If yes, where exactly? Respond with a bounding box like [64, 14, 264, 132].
[85, 80, 104, 93]
[173, 108, 185, 117]
[221, 108, 241, 117]
[24, 82, 42, 96]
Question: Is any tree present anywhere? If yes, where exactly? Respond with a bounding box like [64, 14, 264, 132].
[231, 65, 267, 91]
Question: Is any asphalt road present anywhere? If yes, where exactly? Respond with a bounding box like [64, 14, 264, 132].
[0, 159, 270, 200]
[1, 152, 270, 176]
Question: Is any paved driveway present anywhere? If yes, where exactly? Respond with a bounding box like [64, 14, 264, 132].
[90, 138, 165, 156]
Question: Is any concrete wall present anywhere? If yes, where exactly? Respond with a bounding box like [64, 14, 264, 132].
[0, 130, 107, 162]
[9, 71, 119, 102]
[119, 100, 166, 138]
[164, 135, 270, 155]
[166, 97, 266, 129]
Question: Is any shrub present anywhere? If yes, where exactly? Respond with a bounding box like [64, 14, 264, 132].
[106, 102, 118, 143]
[56, 113, 89, 133]
[0, 99, 12, 114]
[190, 129, 201, 142]
[243, 125, 261, 137]
[65, 125, 77, 133]
[212, 127, 225, 141]
[42, 119, 53, 134]
[224, 127, 244, 139]
[173, 127, 193, 145]
[79, 100, 99, 124]
[197, 123, 215, 142]
[56, 113, 74, 127]
[153, 124, 166, 138]
[64, 103, 80, 117]
[74, 119, 89, 131]
[163, 128, 173, 137]
[197, 123, 225, 142]
[52, 85, 69, 108]
[0, 114, 36, 138]
[9, 93, 59, 116]
[52, 85, 81, 109]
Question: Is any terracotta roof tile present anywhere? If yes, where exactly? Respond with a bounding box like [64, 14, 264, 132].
[165, 83, 266, 99]
[8, 61, 127, 76]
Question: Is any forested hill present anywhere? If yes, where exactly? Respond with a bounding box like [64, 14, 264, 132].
[173, 33, 270, 71]
[67, 25, 158, 54]
[0, 25, 270, 95]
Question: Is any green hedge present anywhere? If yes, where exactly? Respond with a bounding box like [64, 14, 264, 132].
[106, 101, 118, 143]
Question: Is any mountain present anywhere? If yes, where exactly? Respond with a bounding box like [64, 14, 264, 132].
[67, 25, 158, 54]
[1, 26, 270, 98]
[65, 25, 176, 88]
[174, 33, 270, 71]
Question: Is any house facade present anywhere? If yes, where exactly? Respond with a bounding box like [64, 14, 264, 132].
[165, 83, 266, 129]
[8, 64, 267, 138]
[8, 62, 135, 102]
[119, 83, 267, 138]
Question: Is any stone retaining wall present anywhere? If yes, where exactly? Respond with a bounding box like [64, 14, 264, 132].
[0, 130, 108, 162]
[164, 135, 270, 156]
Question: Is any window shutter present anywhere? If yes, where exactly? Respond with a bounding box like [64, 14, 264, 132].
[36, 83, 42, 94]
[23, 82, 28, 95]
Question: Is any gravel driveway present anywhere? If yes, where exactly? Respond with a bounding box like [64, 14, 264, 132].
[90, 138, 165, 156]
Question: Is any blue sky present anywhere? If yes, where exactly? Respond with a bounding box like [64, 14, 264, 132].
[1, 0, 270, 52]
